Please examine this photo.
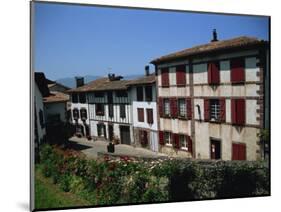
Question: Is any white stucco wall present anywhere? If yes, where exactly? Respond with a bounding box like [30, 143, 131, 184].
[34, 83, 46, 142]
[70, 102, 90, 126]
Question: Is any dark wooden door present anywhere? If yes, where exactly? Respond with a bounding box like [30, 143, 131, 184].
[120, 126, 130, 145]
[210, 139, 221, 159]
[232, 143, 246, 160]
[108, 124, 113, 141]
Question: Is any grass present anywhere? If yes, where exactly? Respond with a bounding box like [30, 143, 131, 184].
[35, 167, 92, 210]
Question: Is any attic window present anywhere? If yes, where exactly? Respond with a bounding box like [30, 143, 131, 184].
[116, 90, 128, 97]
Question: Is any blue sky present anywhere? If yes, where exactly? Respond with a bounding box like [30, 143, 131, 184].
[34, 2, 269, 80]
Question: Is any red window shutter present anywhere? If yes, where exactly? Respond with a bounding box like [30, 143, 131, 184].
[236, 99, 245, 125]
[231, 99, 237, 124]
[232, 99, 245, 125]
[186, 98, 192, 119]
[158, 98, 163, 117]
[187, 135, 193, 154]
[231, 58, 245, 83]
[146, 109, 153, 124]
[161, 68, 169, 87]
[219, 98, 226, 122]
[137, 108, 144, 122]
[204, 99, 210, 121]
[208, 62, 220, 84]
[239, 144, 246, 160]
[173, 133, 180, 149]
[170, 97, 178, 118]
[159, 131, 164, 145]
[176, 65, 186, 86]
[232, 143, 239, 160]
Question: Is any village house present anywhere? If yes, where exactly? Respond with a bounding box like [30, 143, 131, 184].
[126, 68, 159, 152]
[68, 75, 134, 145]
[151, 31, 269, 160]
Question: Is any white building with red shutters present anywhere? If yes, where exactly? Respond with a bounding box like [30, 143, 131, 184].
[151, 31, 269, 160]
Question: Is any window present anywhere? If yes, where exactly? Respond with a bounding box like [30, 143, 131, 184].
[72, 93, 78, 103]
[170, 97, 178, 118]
[231, 58, 245, 83]
[164, 131, 172, 145]
[161, 68, 169, 87]
[116, 90, 128, 97]
[232, 143, 246, 160]
[164, 98, 170, 116]
[79, 93, 86, 103]
[158, 98, 164, 117]
[72, 108, 79, 120]
[146, 108, 154, 124]
[159, 131, 164, 145]
[95, 92, 104, 98]
[108, 104, 114, 118]
[176, 65, 186, 86]
[137, 86, 144, 101]
[95, 103, 104, 116]
[39, 109, 45, 128]
[80, 108, 87, 120]
[120, 104, 126, 118]
[145, 85, 153, 101]
[180, 135, 187, 149]
[231, 99, 245, 125]
[204, 98, 225, 122]
[137, 108, 144, 122]
[208, 62, 220, 84]
[178, 99, 186, 117]
[210, 99, 220, 121]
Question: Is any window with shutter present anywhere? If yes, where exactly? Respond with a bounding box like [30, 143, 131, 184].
[173, 133, 180, 149]
[96, 103, 105, 116]
[208, 62, 220, 84]
[161, 68, 170, 87]
[219, 98, 226, 122]
[231, 99, 245, 125]
[232, 143, 246, 160]
[187, 135, 192, 154]
[159, 131, 164, 145]
[178, 98, 186, 118]
[179, 135, 187, 150]
[164, 98, 170, 116]
[204, 99, 210, 121]
[146, 108, 153, 124]
[158, 97, 164, 117]
[176, 65, 186, 86]
[170, 97, 178, 118]
[164, 131, 172, 145]
[186, 98, 192, 120]
[137, 108, 144, 122]
[80, 108, 87, 120]
[231, 58, 245, 83]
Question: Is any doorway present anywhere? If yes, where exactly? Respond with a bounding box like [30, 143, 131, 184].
[120, 125, 131, 145]
[210, 139, 221, 160]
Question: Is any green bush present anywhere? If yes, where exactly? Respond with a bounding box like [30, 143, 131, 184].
[38, 144, 270, 205]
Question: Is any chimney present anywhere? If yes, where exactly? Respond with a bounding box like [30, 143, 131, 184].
[145, 65, 150, 76]
[211, 29, 218, 42]
[75, 76, 84, 88]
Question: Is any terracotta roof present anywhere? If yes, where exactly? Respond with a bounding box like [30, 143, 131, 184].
[151, 36, 268, 64]
[43, 91, 69, 103]
[67, 77, 132, 93]
[126, 73, 156, 86]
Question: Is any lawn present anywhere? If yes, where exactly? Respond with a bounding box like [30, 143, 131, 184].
[35, 167, 92, 210]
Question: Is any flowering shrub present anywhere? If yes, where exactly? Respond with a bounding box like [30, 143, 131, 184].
[38, 144, 269, 205]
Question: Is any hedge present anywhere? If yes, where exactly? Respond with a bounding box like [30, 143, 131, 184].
[38, 144, 269, 205]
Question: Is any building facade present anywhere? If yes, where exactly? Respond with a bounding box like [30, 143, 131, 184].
[151, 35, 269, 160]
[127, 73, 159, 152]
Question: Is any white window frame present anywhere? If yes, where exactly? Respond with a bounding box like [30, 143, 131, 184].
[210, 99, 220, 121]
[179, 134, 188, 150]
[164, 99, 170, 116]
[178, 99, 186, 117]
[164, 131, 172, 146]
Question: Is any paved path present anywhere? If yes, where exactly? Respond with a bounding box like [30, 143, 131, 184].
[68, 136, 167, 159]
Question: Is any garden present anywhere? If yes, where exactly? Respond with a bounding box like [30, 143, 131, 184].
[35, 144, 270, 209]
